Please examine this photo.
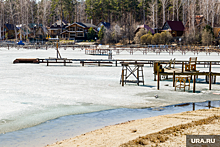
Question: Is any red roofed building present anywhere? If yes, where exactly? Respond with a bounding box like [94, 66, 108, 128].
[161, 21, 185, 37]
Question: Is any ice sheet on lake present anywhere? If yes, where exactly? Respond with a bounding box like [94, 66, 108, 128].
[0, 47, 219, 134]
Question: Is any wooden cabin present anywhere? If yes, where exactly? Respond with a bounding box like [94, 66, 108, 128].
[61, 22, 97, 40]
[161, 21, 185, 37]
[48, 20, 69, 38]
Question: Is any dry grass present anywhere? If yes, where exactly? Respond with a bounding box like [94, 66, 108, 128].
[120, 115, 219, 147]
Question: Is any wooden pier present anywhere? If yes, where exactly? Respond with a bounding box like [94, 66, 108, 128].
[3, 43, 220, 56]
[120, 62, 144, 86]
[154, 60, 220, 93]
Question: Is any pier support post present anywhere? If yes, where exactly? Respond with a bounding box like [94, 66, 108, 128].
[182, 62, 184, 73]
[208, 101, 211, 109]
[115, 61, 117, 67]
[193, 103, 195, 111]
[121, 68, 124, 86]
[193, 75, 196, 93]
[209, 62, 212, 90]
[173, 71, 175, 87]
[157, 71, 160, 90]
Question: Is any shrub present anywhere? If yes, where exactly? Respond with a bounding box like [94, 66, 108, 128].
[134, 29, 147, 44]
[98, 25, 104, 42]
[151, 33, 161, 45]
[160, 31, 173, 44]
[202, 29, 213, 46]
[146, 34, 153, 45]
[87, 27, 96, 40]
[140, 34, 148, 45]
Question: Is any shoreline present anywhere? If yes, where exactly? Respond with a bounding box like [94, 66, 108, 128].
[47, 107, 220, 147]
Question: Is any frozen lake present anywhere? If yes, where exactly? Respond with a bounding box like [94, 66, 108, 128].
[0, 47, 219, 146]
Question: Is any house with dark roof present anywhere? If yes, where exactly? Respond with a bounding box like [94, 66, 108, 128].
[134, 25, 155, 35]
[1, 24, 17, 39]
[61, 22, 98, 40]
[48, 20, 69, 38]
[97, 22, 111, 31]
[161, 21, 185, 37]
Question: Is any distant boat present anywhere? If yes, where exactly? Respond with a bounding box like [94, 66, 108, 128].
[17, 40, 25, 45]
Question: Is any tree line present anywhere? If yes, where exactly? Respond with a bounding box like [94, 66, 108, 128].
[0, 0, 219, 44]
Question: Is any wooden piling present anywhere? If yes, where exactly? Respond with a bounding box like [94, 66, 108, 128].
[157, 71, 160, 90]
[173, 71, 175, 87]
[193, 75, 196, 93]
[208, 101, 211, 109]
[182, 62, 184, 73]
[193, 103, 195, 111]
[137, 66, 139, 86]
[121, 69, 124, 86]
[209, 62, 212, 90]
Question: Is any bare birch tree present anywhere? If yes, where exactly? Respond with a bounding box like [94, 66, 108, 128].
[161, 0, 168, 24]
[150, 0, 157, 29]
[175, 0, 182, 21]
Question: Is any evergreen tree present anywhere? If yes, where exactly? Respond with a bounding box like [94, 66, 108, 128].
[98, 25, 104, 42]
[87, 27, 96, 40]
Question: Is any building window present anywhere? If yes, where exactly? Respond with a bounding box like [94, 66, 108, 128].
[77, 27, 83, 31]
[70, 27, 75, 31]
[77, 32, 84, 37]
[70, 33, 76, 37]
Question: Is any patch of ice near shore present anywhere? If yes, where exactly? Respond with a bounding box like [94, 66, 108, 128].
[0, 47, 219, 134]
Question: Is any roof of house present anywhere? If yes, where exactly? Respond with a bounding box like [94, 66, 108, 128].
[99, 22, 110, 29]
[135, 25, 155, 34]
[75, 22, 97, 28]
[5, 24, 15, 30]
[164, 21, 185, 31]
[50, 20, 68, 29]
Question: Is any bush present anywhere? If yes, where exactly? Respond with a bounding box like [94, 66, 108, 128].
[140, 34, 148, 45]
[202, 29, 213, 46]
[87, 27, 96, 40]
[134, 29, 148, 44]
[146, 35, 153, 45]
[160, 31, 173, 44]
[151, 33, 161, 45]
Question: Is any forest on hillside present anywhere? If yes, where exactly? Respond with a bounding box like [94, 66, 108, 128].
[1, 0, 219, 28]
[1, 0, 220, 44]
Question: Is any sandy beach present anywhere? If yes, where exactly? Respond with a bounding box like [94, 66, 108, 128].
[46, 107, 220, 147]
